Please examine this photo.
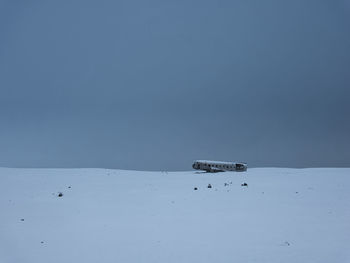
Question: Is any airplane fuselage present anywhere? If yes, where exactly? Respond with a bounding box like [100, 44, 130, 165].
[192, 160, 247, 172]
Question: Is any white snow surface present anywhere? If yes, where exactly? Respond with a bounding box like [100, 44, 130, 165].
[1, 167, 349, 263]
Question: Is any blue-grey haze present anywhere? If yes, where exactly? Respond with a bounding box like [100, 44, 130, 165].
[0, 0, 349, 170]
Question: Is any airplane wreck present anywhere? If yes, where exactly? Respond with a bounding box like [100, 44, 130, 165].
[192, 160, 247, 173]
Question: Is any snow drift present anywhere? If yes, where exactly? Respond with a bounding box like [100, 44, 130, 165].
[1, 167, 349, 263]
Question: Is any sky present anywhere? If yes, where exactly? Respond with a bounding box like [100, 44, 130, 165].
[0, 0, 349, 170]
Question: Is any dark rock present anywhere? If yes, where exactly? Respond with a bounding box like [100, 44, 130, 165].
[194, 187, 198, 190]
[58, 192, 63, 197]
[207, 184, 212, 189]
[241, 183, 248, 187]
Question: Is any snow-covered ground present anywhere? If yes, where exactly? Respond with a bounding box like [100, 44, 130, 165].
[1, 167, 349, 263]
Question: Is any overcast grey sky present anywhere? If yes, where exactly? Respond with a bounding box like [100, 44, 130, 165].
[0, 0, 349, 170]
